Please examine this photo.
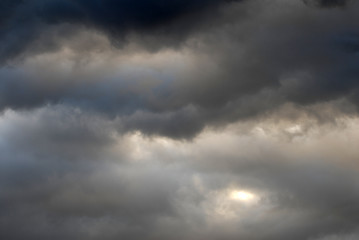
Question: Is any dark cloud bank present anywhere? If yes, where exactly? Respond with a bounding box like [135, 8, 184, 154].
[303, 0, 349, 8]
[1, 0, 359, 240]
[0, 0, 238, 61]
[0, 0, 358, 138]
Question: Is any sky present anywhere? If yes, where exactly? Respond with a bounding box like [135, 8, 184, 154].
[1, 0, 359, 239]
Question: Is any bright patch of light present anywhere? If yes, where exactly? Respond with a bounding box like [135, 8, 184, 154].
[230, 191, 255, 202]
[286, 124, 302, 134]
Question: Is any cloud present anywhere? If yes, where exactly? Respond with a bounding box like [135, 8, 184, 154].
[1, 0, 359, 138]
[0, 0, 242, 62]
[2, 1, 359, 239]
[303, 0, 349, 8]
[1, 106, 359, 239]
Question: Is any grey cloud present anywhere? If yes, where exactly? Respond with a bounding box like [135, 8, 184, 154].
[2, 1, 359, 238]
[1, 107, 359, 239]
[0, 0, 242, 63]
[1, 0, 359, 139]
[303, 0, 349, 8]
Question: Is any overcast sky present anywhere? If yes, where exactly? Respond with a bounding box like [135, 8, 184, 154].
[1, 0, 359, 239]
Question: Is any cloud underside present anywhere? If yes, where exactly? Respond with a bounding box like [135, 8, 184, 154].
[1, 0, 359, 239]
[0, 0, 358, 139]
[1, 106, 359, 240]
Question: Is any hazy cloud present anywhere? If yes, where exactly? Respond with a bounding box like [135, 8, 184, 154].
[1, 1, 359, 239]
[1, 107, 359, 239]
[1, 0, 359, 138]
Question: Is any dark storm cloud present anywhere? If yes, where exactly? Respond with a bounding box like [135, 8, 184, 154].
[2, 0, 359, 139]
[2, 1, 359, 239]
[303, 0, 349, 8]
[0, 0, 348, 63]
[0, 0, 240, 62]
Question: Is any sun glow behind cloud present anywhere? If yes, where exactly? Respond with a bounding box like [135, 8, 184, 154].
[2, 0, 359, 239]
[230, 190, 256, 202]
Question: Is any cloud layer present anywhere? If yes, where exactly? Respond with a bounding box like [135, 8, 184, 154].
[1, 0, 359, 239]
[1, 107, 359, 239]
[1, 0, 359, 138]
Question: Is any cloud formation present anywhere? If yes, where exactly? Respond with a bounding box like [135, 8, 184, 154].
[0, 0, 359, 139]
[303, 0, 349, 8]
[0, 0, 239, 61]
[1, 1, 359, 239]
[1, 107, 359, 239]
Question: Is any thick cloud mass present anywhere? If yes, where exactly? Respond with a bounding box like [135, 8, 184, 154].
[303, 0, 349, 7]
[1, 0, 359, 138]
[1, 107, 359, 240]
[1, 0, 359, 239]
[0, 0, 237, 61]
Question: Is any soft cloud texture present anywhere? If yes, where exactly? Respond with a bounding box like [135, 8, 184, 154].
[1, 0, 359, 239]
[1, 106, 359, 239]
[1, 0, 359, 138]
